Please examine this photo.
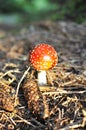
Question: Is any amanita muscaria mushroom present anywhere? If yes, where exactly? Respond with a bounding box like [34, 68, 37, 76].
[29, 43, 58, 85]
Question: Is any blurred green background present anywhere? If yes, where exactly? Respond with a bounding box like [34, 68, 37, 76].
[0, 0, 86, 25]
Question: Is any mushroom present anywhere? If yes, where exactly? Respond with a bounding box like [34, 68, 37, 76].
[29, 43, 58, 85]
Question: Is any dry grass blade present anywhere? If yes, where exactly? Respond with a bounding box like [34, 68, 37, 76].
[14, 67, 30, 106]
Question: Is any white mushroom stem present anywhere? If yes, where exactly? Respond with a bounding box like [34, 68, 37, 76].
[38, 70, 47, 85]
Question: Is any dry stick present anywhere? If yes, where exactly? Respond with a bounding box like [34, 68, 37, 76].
[61, 79, 76, 86]
[43, 89, 86, 95]
[9, 117, 16, 126]
[14, 67, 30, 106]
[15, 114, 36, 127]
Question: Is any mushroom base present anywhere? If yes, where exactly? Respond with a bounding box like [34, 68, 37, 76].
[38, 71, 47, 86]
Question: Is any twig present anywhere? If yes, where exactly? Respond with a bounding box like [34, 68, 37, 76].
[15, 114, 35, 127]
[61, 79, 76, 86]
[43, 89, 86, 95]
[9, 117, 16, 126]
[14, 67, 30, 106]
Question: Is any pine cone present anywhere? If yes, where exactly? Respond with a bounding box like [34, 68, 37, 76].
[22, 78, 49, 119]
[0, 84, 15, 112]
[0, 91, 14, 112]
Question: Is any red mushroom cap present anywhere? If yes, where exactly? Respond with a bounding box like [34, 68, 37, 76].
[29, 43, 58, 70]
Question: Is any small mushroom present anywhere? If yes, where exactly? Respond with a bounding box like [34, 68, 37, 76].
[29, 43, 58, 85]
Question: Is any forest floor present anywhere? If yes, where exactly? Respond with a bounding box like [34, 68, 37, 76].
[0, 20, 86, 130]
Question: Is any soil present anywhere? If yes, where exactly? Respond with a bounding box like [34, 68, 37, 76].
[0, 20, 86, 130]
